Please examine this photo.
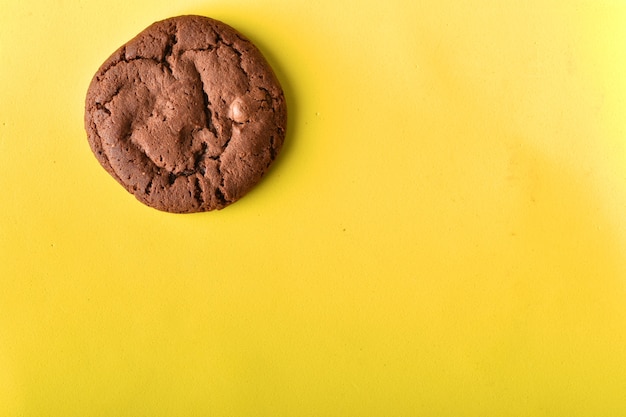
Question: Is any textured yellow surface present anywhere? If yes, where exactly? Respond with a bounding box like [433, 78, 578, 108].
[1, 0, 626, 415]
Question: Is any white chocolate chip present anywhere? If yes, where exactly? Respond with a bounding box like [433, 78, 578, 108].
[229, 98, 247, 123]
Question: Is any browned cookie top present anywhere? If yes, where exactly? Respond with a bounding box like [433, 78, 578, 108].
[85, 15, 287, 213]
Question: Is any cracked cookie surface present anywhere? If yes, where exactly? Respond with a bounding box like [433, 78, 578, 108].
[85, 15, 287, 213]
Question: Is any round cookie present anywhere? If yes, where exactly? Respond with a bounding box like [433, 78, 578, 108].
[84, 15, 287, 213]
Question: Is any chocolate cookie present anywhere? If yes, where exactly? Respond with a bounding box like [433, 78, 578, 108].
[84, 15, 287, 213]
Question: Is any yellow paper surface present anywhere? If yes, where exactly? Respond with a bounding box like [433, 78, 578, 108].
[1, 0, 626, 415]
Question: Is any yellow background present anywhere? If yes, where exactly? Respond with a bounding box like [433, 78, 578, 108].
[2, 0, 626, 415]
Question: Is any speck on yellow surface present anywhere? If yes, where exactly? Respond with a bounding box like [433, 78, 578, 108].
[1, 0, 626, 415]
